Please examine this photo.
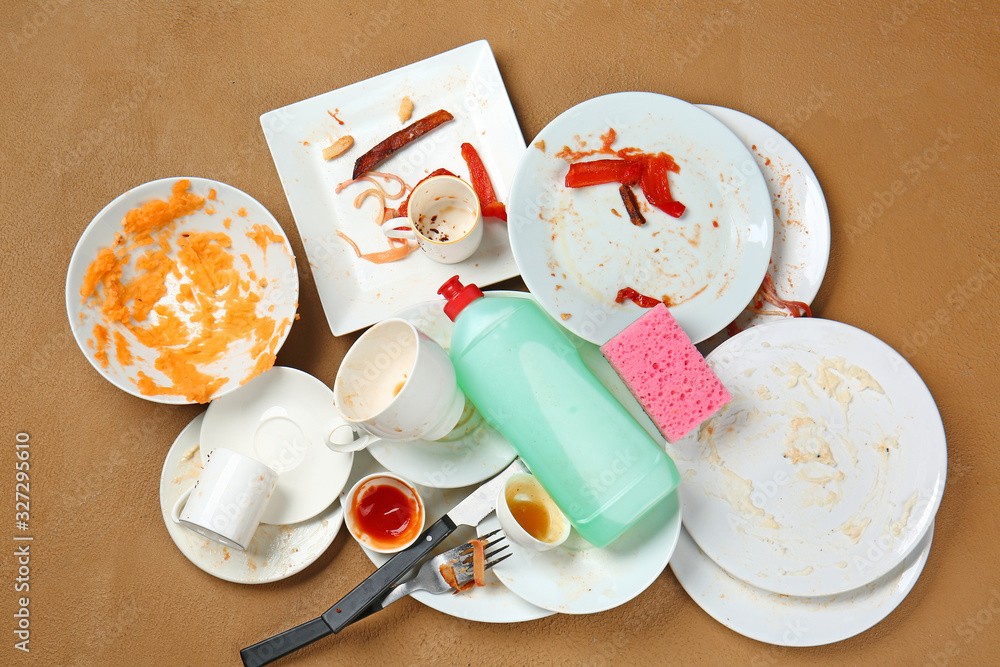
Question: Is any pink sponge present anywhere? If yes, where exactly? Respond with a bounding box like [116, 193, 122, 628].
[600, 304, 731, 443]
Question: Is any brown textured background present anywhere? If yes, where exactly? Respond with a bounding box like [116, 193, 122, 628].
[2, 1, 998, 665]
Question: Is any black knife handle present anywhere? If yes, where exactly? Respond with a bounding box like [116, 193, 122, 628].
[321, 514, 456, 633]
[239, 617, 331, 667]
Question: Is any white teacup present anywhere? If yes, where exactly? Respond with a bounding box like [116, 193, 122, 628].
[329, 318, 465, 452]
[381, 175, 483, 264]
[170, 447, 278, 551]
[496, 473, 571, 552]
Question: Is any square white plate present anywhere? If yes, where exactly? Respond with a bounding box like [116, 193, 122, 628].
[260, 41, 524, 337]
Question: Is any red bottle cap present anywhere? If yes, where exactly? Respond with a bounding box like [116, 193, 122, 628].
[438, 276, 483, 321]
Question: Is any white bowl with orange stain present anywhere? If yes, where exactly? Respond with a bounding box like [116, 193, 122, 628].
[495, 473, 570, 552]
[65, 177, 298, 404]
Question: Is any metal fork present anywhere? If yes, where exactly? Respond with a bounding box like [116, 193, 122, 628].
[353, 529, 510, 622]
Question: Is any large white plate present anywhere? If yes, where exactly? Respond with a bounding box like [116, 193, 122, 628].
[160, 413, 343, 584]
[669, 522, 934, 647]
[478, 493, 681, 614]
[260, 40, 523, 337]
[694, 105, 831, 355]
[341, 450, 554, 623]
[66, 177, 298, 403]
[672, 318, 947, 597]
[507, 92, 773, 345]
[200, 367, 354, 525]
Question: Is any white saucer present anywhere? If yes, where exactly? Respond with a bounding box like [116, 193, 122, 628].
[669, 521, 934, 646]
[160, 413, 344, 584]
[364, 298, 519, 489]
[341, 450, 553, 623]
[477, 493, 681, 615]
[201, 366, 354, 525]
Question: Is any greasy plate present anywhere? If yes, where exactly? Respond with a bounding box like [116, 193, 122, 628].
[695, 105, 831, 355]
[160, 413, 344, 585]
[672, 318, 947, 597]
[669, 522, 934, 647]
[260, 40, 523, 337]
[200, 367, 354, 525]
[478, 493, 681, 614]
[341, 450, 553, 623]
[65, 177, 298, 404]
[507, 92, 772, 345]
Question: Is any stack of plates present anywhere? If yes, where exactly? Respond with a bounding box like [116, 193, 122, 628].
[668, 317, 947, 646]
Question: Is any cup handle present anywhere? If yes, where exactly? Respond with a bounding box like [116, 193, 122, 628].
[381, 217, 416, 240]
[170, 485, 195, 524]
[327, 424, 382, 453]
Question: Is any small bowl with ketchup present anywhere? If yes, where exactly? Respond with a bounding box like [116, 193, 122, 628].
[496, 473, 570, 552]
[344, 473, 425, 553]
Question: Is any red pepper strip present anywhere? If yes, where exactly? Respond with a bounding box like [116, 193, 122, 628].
[397, 168, 456, 219]
[640, 155, 685, 218]
[615, 287, 661, 308]
[460, 142, 507, 221]
[565, 159, 643, 188]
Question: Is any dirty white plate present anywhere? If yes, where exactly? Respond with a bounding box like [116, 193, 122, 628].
[160, 413, 343, 584]
[201, 366, 354, 525]
[508, 92, 772, 345]
[478, 492, 681, 614]
[66, 177, 298, 403]
[260, 40, 523, 337]
[343, 450, 553, 623]
[670, 521, 934, 646]
[672, 318, 947, 597]
[695, 105, 831, 355]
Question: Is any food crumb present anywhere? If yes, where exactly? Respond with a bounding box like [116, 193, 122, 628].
[398, 96, 413, 123]
[561, 313, 572, 320]
[611, 208, 621, 217]
[323, 135, 354, 160]
[223, 217, 232, 229]
[237, 207, 248, 217]
[534, 139, 546, 152]
[208, 189, 217, 201]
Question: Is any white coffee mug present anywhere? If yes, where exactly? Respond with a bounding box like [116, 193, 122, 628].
[330, 318, 465, 452]
[170, 447, 278, 551]
[381, 175, 483, 264]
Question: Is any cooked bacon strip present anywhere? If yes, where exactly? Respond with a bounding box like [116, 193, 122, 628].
[439, 563, 474, 593]
[756, 273, 812, 318]
[615, 287, 661, 308]
[619, 184, 646, 226]
[336, 231, 418, 264]
[469, 539, 487, 587]
[353, 109, 455, 179]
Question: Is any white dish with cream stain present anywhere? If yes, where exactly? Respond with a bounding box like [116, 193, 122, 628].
[508, 92, 773, 345]
[159, 413, 344, 584]
[672, 317, 946, 597]
[694, 105, 831, 355]
[669, 521, 934, 646]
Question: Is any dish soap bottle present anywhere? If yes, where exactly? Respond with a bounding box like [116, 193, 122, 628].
[438, 277, 680, 548]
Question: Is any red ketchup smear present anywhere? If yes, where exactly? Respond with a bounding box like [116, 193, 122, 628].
[352, 483, 419, 550]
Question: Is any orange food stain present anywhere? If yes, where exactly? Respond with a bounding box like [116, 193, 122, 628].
[205, 205, 216, 215]
[328, 108, 345, 125]
[208, 188, 217, 201]
[80, 180, 285, 404]
[246, 224, 285, 258]
[223, 218, 232, 229]
[93, 324, 109, 368]
[237, 207, 248, 217]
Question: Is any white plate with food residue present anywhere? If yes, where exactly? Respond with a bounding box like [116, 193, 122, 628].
[694, 105, 831, 356]
[671, 317, 946, 597]
[478, 492, 681, 615]
[160, 413, 344, 584]
[66, 177, 298, 404]
[507, 92, 773, 345]
[343, 450, 553, 623]
[669, 521, 934, 646]
[260, 40, 523, 337]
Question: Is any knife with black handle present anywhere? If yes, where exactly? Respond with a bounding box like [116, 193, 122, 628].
[240, 458, 527, 667]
